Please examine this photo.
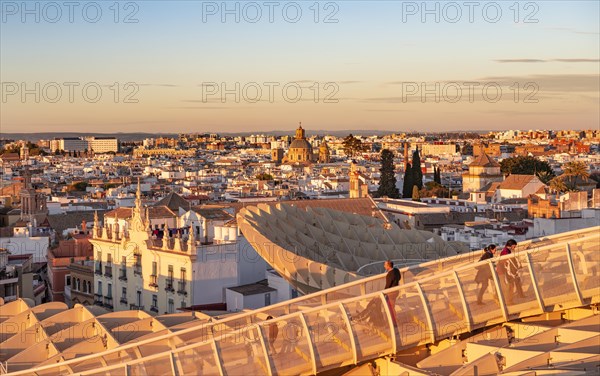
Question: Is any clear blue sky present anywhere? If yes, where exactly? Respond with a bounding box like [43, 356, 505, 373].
[1, 1, 598, 133]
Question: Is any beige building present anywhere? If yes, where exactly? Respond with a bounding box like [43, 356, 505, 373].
[462, 153, 504, 193]
[91, 184, 267, 316]
[421, 143, 457, 156]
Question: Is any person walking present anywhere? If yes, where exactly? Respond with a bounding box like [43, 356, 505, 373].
[475, 244, 497, 305]
[497, 239, 524, 304]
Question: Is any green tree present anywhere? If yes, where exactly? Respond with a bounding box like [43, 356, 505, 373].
[421, 181, 448, 198]
[402, 162, 413, 198]
[68, 181, 88, 192]
[256, 173, 274, 181]
[411, 148, 423, 190]
[342, 134, 367, 157]
[376, 149, 399, 198]
[500, 156, 555, 182]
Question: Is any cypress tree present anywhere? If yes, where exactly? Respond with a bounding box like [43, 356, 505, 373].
[376, 149, 400, 198]
[402, 162, 413, 198]
[434, 166, 442, 184]
[412, 148, 423, 190]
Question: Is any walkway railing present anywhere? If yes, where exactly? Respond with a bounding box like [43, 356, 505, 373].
[4, 227, 599, 375]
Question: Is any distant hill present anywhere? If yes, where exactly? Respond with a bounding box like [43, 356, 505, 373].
[2, 129, 490, 142]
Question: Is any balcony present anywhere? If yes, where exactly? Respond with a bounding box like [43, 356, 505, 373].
[149, 275, 158, 288]
[94, 293, 103, 305]
[104, 266, 113, 278]
[177, 281, 187, 296]
[150, 306, 159, 313]
[119, 269, 127, 281]
[94, 265, 102, 275]
[120, 297, 128, 305]
[103, 296, 113, 309]
[129, 304, 144, 311]
[165, 279, 175, 293]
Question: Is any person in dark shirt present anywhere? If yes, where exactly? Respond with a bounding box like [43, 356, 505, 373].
[385, 260, 401, 289]
[475, 244, 497, 305]
[384, 260, 400, 326]
[353, 260, 401, 326]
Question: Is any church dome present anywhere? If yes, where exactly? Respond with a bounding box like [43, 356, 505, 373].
[290, 138, 312, 150]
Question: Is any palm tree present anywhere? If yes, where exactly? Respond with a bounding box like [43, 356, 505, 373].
[562, 161, 589, 191]
[562, 161, 589, 180]
[549, 177, 567, 194]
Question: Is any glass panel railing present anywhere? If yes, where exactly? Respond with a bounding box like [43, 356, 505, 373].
[80, 365, 127, 376]
[530, 247, 579, 310]
[173, 342, 220, 375]
[344, 296, 393, 362]
[393, 285, 429, 348]
[570, 236, 600, 301]
[456, 264, 503, 330]
[216, 325, 269, 376]
[304, 305, 353, 370]
[261, 314, 313, 375]
[420, 274, 465, 339]
[34, 365, 74, 376]
[128, 354, 173, 376]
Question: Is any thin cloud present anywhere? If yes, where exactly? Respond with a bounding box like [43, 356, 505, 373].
[553, 58, 599, 63]
[496, 59, 546, 63]
[168, 106, 234, 110]
[546, 27, 599, 35]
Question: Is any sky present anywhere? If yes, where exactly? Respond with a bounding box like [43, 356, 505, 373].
[1, 0, 599, 134]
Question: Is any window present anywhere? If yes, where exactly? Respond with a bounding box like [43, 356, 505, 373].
[136, 290, 142, 306]
[107, 283, 112, 298]
[166, 265, 174, 291]
[265, 292, 271, 306]
[122, 287, 127, 300]
[151, 294, 158, 312]
[150, 262, 158, 287]
[180, 300, 186, 309]
[95, 250, 102, 275]
[97, 281, 102, 295]
[168, 299, 174, 314]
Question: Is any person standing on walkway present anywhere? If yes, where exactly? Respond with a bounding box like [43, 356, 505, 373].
[384, 260, 400, 326]
[475, 244, 497, 305]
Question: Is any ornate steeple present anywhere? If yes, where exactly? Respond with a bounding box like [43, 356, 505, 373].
[162, 221, 170, 250]
[295, 122, 305, 139]
[188, 225, 196, 251]
[93, 210, 99, 238]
